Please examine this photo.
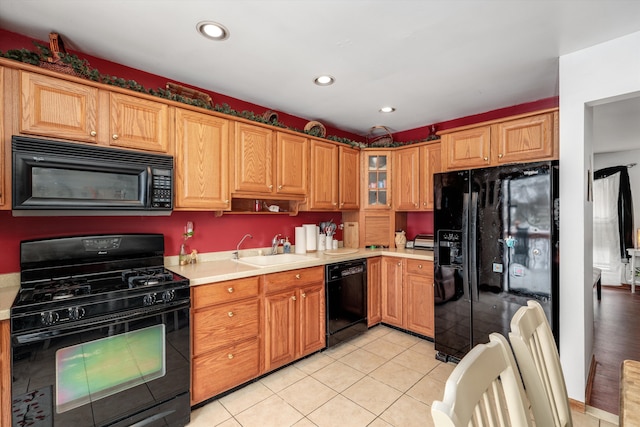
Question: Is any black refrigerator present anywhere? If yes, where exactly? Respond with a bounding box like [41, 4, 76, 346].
[433, 161, 559, 363]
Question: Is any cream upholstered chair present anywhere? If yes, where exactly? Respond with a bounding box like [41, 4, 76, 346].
[431, 333, 533, 427]
[509, 300, 573, 427]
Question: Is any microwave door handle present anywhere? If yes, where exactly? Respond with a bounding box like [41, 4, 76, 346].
[146, 166, 153, 208]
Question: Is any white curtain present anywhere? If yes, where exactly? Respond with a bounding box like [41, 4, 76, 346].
[593, 172, 624, 285]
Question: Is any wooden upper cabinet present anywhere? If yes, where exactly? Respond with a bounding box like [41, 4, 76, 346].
[362, 150, 392, 210]
[393, 146, 420, 211]
[232, 122, 274, 194]
[441, 126, 491, 170]
[440, 109, 558, 171]
[174, 108, 230, 210]
[308, 139, 339, 210]
[420, 142, 441, 210]
[339, 145, 360, 210]
[108, 92, 170, 153]
[275, 131, 307, 196]
[492, 111, 555, 164]
[20, 71, 99, 143]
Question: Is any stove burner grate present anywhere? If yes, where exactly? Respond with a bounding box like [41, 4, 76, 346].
[122, 268, 174, 288]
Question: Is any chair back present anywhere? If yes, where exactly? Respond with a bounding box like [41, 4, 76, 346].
[509, 300, 572, 427]
[431, 333, 533, 427]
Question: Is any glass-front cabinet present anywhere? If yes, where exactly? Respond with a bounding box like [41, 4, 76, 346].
[363, 150, 391, 209]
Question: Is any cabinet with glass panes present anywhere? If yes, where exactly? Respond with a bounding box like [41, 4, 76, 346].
[363, 150, 391, 210]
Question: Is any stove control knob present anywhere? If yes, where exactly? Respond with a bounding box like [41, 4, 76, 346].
[41, 311, 59, 326]
[143, 293, 157, 306]
[162, 290, 175, 303]
[68, 307, 86, 321]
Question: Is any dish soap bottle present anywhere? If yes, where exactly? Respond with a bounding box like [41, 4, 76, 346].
[283, 237, 291, 253]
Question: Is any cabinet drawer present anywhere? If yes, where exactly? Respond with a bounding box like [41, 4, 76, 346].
[406, 259, 432, 275]
[192, 277, 259, 309]
[191, 338, 260, 404]
[192, 299, 260, 355]
[263, 266, 324, 294]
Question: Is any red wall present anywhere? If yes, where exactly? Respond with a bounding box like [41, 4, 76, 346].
[0, 211, 341, 274]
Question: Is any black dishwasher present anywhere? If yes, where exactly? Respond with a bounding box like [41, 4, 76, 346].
[325, 259, 368, 347]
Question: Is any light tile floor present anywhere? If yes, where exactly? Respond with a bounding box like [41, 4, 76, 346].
[187, 325, 617, 427]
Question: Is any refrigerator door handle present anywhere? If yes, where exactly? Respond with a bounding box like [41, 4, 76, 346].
[469, 191, 479, 301]
[462, 192, 470, 301]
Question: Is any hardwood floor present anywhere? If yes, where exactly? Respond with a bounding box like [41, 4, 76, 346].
[589, 285, 640, 414]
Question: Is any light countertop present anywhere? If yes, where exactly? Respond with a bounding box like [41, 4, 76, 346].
[0, 248, 433, 321]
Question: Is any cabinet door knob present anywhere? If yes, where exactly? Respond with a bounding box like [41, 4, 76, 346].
[291, 295, 297, 301]
[269, 184, 273, 190]
[278, 185, 283, 190]
[414, 203, 419, 207]
[301, 292, 306, 298]
[418, 264, 423, 269]
[228, 353, 234, 359]
[498, 153, 503, 158]
[112, 134, 119, 140]
[483, 156, 488, 161]
[90, 130, 97, 137]
[423, 202, 427, 206]
[295, 274, 301, 279]
[228, 287, 234, 293]
[398, 262, 401, 266]
[225, 199, 229, 204]
[228, 311, 234, 317]
[332, 202, 338, 206]
[340, 202, 344, 207]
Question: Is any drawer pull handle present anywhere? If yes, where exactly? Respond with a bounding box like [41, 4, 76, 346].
[228, 311, 234, 317]
[228, 353, 234, 359]
[228, 287, 234, 293]
[398, 262, 401, 266]
[295, 274, 301, 279]
[301, 293, 306, 298]
[418, 264, 423, 269]
[292, 295, 297, 301]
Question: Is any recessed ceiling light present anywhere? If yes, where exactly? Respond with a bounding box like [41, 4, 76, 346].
[379, 106, 396, 113]
[197, 21, 229, 41]
[314, 75, 335, 86]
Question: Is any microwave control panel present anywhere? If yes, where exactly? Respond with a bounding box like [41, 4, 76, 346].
[151, 168, 173, 209]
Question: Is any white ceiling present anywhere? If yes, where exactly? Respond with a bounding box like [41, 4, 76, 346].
[1, 0, 640, 144]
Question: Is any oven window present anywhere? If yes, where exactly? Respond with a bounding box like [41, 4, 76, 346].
[32, 166, 140, 201]
[55, 324, 166, 414]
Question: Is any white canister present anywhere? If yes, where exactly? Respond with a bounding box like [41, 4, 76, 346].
[318, 234, 326, 251]
[326, 236, 333, 251]
[332, 239, 339, 250]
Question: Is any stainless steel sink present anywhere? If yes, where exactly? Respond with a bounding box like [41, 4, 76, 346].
[235, 253, 314, 268]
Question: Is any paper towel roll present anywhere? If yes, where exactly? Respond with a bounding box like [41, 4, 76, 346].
[303, 224, 317, 252]
[295, 227, 306, 254]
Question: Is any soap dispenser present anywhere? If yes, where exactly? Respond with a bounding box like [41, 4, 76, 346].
[283, 237, 291, 253]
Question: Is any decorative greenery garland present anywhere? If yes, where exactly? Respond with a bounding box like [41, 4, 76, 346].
[0, 42, 438, 147]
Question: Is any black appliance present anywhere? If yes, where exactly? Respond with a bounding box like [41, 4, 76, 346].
[12, 135, 174, 216]
[325, 259, 367, 347]
[433, 161, 559, 363]
[10, 234, 191, 427]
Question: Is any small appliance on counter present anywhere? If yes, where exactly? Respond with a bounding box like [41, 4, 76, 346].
[413, 234, 435, 250]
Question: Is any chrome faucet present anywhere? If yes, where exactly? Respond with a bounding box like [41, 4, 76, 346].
[233, 233, 253, 259]
[271, 233, 283, 255]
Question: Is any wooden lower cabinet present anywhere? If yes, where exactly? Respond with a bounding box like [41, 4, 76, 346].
[367, 257, 382, 326]
[405, 259, 434, 337]
[1, 320, 10, 427]
[380, 257, 434, 337]
[381, 257, 404, 326]
[190, 277, 261, 405]
[263, 267, 325, 372]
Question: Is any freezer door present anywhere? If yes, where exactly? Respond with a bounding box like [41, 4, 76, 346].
[470, 163, 554, 349]
[433, 170, 471, 361]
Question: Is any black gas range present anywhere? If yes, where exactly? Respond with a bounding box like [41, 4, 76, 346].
[11, 234, 191, 427]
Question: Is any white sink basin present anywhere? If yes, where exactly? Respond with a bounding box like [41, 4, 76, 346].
[235, 253, 314, 268]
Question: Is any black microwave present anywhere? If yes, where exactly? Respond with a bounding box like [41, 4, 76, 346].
[12, 136, 174, 216]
